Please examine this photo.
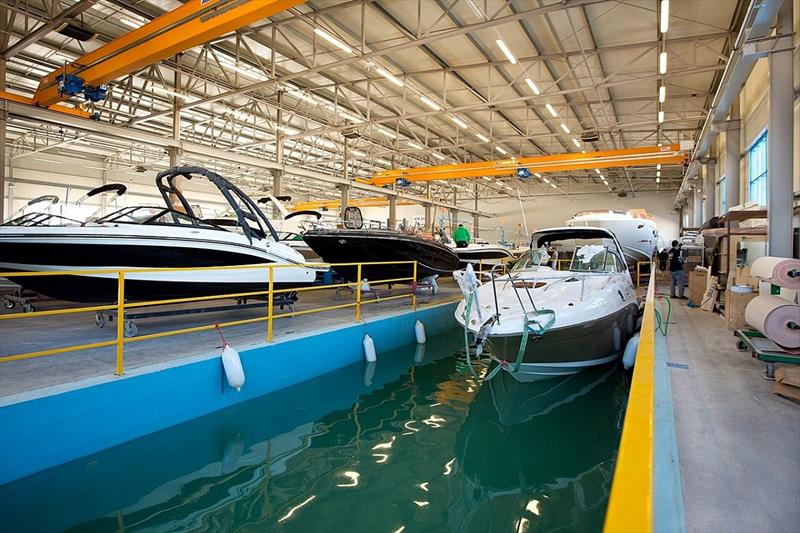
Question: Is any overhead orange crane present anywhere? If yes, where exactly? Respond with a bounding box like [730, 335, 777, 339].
[25, 0, 302, 109]
[368, 144, 687, 186]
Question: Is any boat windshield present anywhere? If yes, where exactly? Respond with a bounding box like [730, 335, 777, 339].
[569, 244, 625, 273]
[510, 248, 546, 272]
[3, 213, 82, 227]
[96, 206, 226, 231]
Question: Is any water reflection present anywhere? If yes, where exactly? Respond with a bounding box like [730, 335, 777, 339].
[0, 333, 626, 533]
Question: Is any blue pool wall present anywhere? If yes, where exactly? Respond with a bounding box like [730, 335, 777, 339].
[0, 301, 459, 485]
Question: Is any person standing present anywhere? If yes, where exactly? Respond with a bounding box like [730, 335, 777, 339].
[668, 240, 686, 299]
[657, 248, 669, 271]
[452, 223, 471, 248]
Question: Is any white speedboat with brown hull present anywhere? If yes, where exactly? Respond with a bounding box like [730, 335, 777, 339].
[567, 210, 659, 267]
[455, 227, 639, 381]
[0, 167, 317, 303]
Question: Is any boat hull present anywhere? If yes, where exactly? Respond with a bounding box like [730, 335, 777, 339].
[485, 304, 638, 381]
[451, 246, 514, 269]
[0, 229, 316, 303]
[302, 230, 459, 282]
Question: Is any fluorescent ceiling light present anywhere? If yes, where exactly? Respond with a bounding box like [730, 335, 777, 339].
[560, 123, 570, 134]
[659, 85, 666, 103]
[572, 138, 581, 148]
[545, 103, 558, 117]
[466, 0, 485, 19]
[408, 141, 424, 150]
[504, 185, 514, 191]
[482, 176, 492, 181]
[495, 146, 508, 155]
[595, 168, 601, 174]
[375, 66, 403, 87]
[550, 183, 557, 189]
[476, 133, 489, 142]
[378, 127, 397, 139]
[419, 95, 442, 111]
[656, 163, 661, 170]
[432, 152, 446, 160]
[659, 51, 667, 74]
[660, 0, 669, 33]
[542, 177, 550, 184]
[534, 172, 542, 178]
[656, 170, 661, 177]
[658, 110, 664, 124]
[598, 174, 604, 179]
[656, 177, 661, 183]
[351, 149, 367, 157]
[451, 116, 468, 128]
[525, 78, 540, 95]
[314, 28, 353, 54]
[121, 18, 143, 29]
[495, 39, 517, 64]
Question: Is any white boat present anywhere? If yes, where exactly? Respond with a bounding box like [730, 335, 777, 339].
[445, 240, 515, 270]
[455, 227, 639, 381]
[0, 166, 318, 302]
[567, 209, 659, 267]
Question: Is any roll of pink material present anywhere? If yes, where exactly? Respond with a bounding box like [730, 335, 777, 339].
[745, 295, 800, 349]
[750, 257, 800, 289]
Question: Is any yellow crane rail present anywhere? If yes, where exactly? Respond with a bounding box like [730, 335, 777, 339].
[369, 144, 686, 185]
[33, 0, 303, 108]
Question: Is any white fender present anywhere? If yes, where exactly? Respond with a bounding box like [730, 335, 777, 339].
[221, 344, 245, 391]
[363, 360, 376, 386]
[622, 333, 640, 369]
[414, 343, 426, 363]
[360, 279, 371, 293]
[363, 333, 377, 362]
[415, 320, 427, 344]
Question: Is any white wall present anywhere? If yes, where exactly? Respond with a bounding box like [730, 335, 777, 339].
[457, 191, 680, 248]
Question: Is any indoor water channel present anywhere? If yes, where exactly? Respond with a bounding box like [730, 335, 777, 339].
[1, 331, 629, 532]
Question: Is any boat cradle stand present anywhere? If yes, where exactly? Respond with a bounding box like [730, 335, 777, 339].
[1, 286, 51, 314]
[333, 275, 439, 301]
[94, 294, 298, 338]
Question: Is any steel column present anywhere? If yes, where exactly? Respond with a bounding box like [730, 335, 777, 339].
[704, 160, 716, 219]
[724, 101, 741, 212]
[767, 0, 793, 257]
[388, 196, 397, 229]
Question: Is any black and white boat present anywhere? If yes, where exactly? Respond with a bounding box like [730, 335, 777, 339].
[455, 227, 639, 381]
[0, 166, 317, 303]
[302, 207, 459, 283]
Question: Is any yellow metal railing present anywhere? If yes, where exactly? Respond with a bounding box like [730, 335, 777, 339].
[603, 270, 656, 532]
[0, 261, 418, 375]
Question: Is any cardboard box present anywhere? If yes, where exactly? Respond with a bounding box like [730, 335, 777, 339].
[773, 366, 800, 404]
[725, 290, 757, 330]
[688, 270, 706, 306]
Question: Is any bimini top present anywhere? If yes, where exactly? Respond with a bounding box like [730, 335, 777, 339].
[529, 226, 619, 248]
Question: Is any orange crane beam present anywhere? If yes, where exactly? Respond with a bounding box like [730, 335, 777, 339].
[0, 91, 91, 118]
[33, 0, 302, 107]
[369, 144, 687, 186]
[293, 197, 417, 211]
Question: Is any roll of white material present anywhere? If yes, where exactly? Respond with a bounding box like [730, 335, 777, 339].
[750, 257, 800, 289]
[745, 295, 800, 349]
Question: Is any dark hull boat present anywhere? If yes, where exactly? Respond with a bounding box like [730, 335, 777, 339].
[302, 228, 459, 283]
[0, 167, 317, 303]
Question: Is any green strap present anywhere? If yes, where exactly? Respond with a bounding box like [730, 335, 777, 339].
[484, 308, 556, 380]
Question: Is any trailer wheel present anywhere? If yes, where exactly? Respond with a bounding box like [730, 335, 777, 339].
[736, 339, 747, 351]
[95, 312, 107, 328]
[23, 303, 34, 313]
[3, 299, 15, 310]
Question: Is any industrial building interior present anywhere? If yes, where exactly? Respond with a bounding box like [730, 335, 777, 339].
[0, 1, 797, 532]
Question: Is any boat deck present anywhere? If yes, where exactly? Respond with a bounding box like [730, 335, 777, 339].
[0, 280, 461, 399]
[662, 290, 799, 532]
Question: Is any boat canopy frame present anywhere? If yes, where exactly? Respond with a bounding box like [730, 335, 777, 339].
[155, 166, 280, 243]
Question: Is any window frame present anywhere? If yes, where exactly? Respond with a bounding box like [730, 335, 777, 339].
[747, 129, 768, 206]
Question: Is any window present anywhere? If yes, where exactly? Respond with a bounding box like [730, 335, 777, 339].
[748, 131, 767, 206]
[718, 175, 727, 213]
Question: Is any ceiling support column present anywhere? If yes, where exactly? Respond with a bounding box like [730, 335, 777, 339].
[723, 101, 741, 213]
[767, 0, 794, 257]
[339, 185, 350, 223]
[387, 196, 397, 230]
[706, 160, 716, 219]
[0, 62, 6, 221]
[473, 183, 479, 238]
[693, 186, 703, 227]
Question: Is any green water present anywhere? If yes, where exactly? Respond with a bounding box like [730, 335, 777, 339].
[0, 332, 628, 532]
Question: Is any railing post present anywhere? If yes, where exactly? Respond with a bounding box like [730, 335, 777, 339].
[267, 266, 274, 342]
[115, 271, 125, 376]
[355, 263, 362, 322]
[412, 261, 417, 309]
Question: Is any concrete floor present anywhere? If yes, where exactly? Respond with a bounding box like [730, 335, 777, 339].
[0, 281, 461, 398]
[664, 293, 800, 533]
